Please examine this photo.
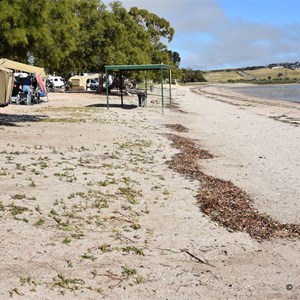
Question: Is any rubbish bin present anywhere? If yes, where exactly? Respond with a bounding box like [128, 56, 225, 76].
[149, 86, 154, 92]
[137, 93, 147, 107]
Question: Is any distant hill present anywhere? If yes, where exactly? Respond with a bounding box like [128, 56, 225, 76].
[202, 62, 300, 83]
[207, 61, 300, 73]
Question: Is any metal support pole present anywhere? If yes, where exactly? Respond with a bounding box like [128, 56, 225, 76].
[161, 68, 164, 114]
[106, 69, 109, 109]
[119, 72, 123, 107]
[169, 69, 172, 110]
[145, 71, 147, 97]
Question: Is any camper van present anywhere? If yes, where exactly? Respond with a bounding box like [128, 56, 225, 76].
[49, 76, 65, 88]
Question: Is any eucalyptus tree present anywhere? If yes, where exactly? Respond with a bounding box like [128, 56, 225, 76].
[0, 0, 80, 75]
[128, 6, 174, 44]
[128, 5, 180, 81]
[37, 0, 80, 75]
[0, 0, 52, 62]
[106, 1, 152, 65]
[73, 1, 154, 75]
[0, 0, 180, 78]
[70, 0, 107, 74]
[168, 50, 181, 67]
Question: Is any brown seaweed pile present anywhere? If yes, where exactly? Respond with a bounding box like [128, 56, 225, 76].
[166, 126, 300, 240]
[165, 124, 189, 133]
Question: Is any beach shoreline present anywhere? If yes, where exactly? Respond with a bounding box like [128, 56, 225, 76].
[173, 84, 300, 223]
[0, 87, 299, 299]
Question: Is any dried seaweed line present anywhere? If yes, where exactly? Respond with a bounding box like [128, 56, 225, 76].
[165, 131, 300, 240]
[165, 124, 190, 133]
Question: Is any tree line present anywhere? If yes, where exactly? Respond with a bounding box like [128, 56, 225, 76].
[0, 0, 182, 79]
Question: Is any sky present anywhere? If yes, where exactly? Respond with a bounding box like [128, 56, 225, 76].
[103, 0, 300, 70]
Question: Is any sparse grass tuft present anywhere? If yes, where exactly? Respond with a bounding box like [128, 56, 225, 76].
[121, 265, 137, 277]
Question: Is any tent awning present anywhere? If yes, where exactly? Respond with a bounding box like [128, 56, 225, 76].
[0, 65, 13, 74]
[0, 58, 47, 77]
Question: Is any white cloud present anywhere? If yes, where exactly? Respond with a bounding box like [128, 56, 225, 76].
[103, 0, 300, 69]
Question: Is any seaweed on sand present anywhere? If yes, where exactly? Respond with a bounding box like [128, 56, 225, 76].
[166, 126, 300, 240]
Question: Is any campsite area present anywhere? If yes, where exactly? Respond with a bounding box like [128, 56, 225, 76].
[0, 86, 299, 299]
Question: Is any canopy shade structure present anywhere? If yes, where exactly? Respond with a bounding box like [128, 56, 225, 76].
[105, 64, 172, 72]
[0, 58, 47, 78]
[104, 64, 172, 113]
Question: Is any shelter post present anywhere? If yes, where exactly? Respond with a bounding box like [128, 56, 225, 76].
[145, 71, 148, 97]
[161, 68, 164, 115]
[120, 72, 124, 107]
[105, 70, 109, 109]
[169, 69, 172, 111]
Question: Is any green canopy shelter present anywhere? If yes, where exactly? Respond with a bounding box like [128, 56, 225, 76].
[104, 64, 172, 114]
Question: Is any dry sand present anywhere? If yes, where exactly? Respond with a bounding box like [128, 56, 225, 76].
[0, 86, 299, 299]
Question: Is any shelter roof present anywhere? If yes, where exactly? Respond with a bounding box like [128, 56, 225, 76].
[105, 64, 171, 72]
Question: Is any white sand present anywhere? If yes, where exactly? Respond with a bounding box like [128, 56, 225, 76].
[0, 87, 299, 299]
[171, 84, 300, 223]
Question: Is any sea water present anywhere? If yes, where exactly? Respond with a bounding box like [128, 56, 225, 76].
[229, 84, 300, 104]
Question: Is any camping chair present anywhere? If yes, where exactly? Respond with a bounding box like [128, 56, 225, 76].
[16, 91, 31, 105]
[30, 88, 42, 104]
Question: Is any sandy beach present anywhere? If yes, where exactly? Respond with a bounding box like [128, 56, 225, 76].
[0, 85, 299, 299]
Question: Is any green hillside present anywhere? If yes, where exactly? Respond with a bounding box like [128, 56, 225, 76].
[202, 70, 243, 83]
[203, 67, 300, 83]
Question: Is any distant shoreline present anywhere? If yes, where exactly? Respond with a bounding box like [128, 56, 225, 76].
[192, 83, 300, 108]
[227, 83, 300, 104]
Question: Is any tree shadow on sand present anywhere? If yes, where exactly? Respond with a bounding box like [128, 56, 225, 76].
[0, 114, 48, 127]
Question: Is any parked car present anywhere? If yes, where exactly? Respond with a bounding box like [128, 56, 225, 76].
[49, 76, 65, 88]
[86, 78, 99, 91]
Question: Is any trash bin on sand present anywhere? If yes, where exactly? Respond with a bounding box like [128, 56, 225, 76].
[137, 93, 147, 107]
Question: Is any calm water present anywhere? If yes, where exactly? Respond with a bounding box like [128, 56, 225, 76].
[229, 84, 300, 103]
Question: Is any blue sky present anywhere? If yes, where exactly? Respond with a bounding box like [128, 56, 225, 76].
[103, 0, 300, 70]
